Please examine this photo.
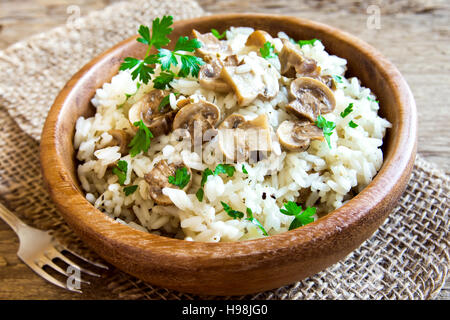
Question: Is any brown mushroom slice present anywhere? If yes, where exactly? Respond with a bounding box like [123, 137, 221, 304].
[286, 77, 336, 122]
[277, 120, 324, 151]
[220, 56, 279, 106]
[104, 129, 130, 155]
[144, 160, 192, 205]
[245, 30, 273, 47]
[218, 114, 272, 162]
[199, 59, 232, 93]
[192, 29, 231, 59]
[128, 90, 176, 137]
[172, 100, 220, 145]
[278, 39, 320, 78]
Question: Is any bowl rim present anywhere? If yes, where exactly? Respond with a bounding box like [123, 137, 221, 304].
[40, 13, 417, 263]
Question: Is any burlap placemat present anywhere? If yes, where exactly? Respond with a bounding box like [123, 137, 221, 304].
[0, 0, 448, 300]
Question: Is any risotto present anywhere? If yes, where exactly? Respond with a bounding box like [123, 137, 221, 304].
[74, 16, 391, 242]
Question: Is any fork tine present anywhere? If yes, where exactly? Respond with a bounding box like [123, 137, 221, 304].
[55, 244, 108, 269]
[26, 260, 82, 293]
[38, 256, 90, 285]
[46, 247, 101, 277]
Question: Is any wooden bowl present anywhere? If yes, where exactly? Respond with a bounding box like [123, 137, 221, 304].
[40, 14, 417, 296]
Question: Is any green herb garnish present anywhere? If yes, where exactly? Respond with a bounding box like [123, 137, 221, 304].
[367, 96, 379, 104]
[333, 75, 343, 84]
[128, 120, 153, 157]
[211, 28, 226, 39]
[195, 187, 204, 202]
[298, 38, 319, 47]
[123, 185, 138, 196]
[153, 71, 175, 90]
[113, 160, 128, 186]
[245, 208, 268, 236]
[214, 164, 236, 177]
[280, 201, 316, 230]
[315, 115, 335, 149]
[340, 103, 354, 118]
[196, 165, 236, 202]
[242, 164, 248, 174]
[168, 167, 191, 189]
[260, 41, 277, 59]
[221, 201, 244, 219]
[349, 120, 358, 128]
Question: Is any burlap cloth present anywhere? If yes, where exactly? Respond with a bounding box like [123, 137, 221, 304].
[0, 0, 448, 300]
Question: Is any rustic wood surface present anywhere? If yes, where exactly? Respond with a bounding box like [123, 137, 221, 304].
[0, 0, 448, 300]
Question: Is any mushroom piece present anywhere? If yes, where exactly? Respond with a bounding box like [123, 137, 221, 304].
[172, 100, 221, 145]
[286, 77, 336, 122]
[245, 30, 273, 47]
[128, 90, 176, 137]
[192, 29, 231, 59]
[220, 55, 279, 106]
[218, 114, 272, 162]
[278, 39, 321, 78]
[144, 160, 192, 205]
[276, 119, 324, 151]
[104, 129, 130, 155]
[198, 56, 239, 93]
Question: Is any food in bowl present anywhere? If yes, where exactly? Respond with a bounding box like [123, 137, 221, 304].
[74, 16, 391, 242]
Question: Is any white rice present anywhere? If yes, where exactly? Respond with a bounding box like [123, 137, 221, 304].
[74, 27, 391, 242]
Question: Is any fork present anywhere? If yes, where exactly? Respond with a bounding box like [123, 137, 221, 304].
[0, 201, 108, 293]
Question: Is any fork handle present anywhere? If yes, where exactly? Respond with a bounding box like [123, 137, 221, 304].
[0, 201, 26, 234]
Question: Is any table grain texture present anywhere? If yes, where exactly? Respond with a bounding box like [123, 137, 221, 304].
[0, 0, 448, 300]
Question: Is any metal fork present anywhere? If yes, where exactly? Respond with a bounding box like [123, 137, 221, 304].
[0, 201, 108, 293]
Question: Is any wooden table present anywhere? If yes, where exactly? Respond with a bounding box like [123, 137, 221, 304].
[0, 0, 448, 300]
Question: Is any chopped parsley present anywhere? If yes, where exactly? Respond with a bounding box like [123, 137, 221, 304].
[333, 75, 343, 83]
[113, 160, 128, 185]
[245, 208, 268, 236]
[196, 165, 236, 202]
[280, 201, 316, 230]
[298, 38, 319, 47]
[211, 28, 226, 39]
[315, 115, 335, 149]
[119, 16, 205, 86]
[123, 185, 138, 196]
[168, 167, 191, 189]
[367, 96, 379, 104]
[260, 41, 277, 59]
[128, 120, 153, 157]
[242, 164, 248, 174]
[349, 120, 358, 128]
[340, 103, 354, 118]
[221, 201, 244, 219]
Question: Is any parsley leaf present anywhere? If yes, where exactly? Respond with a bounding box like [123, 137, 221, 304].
[315, 115, 335, 149]
[128, 120, 153, 157]
[200, 168, 214, 187]
[214, 164, 235, 177]
[245, 208, 268, 236]
[177, 54, 204, 78]
[153, 71, 175, 89]
[174, 36, 202, 52]
[113, 160, 128, 185]
[349, 120, 358, 128]
[367, 96, 379, 104]
[195, 187, 204, 202]
[260, 41, 277, 59]
[340, 103, 354, 118]
[221, 201, 244, 219]
[119, 57, 142, 71]
[149, 15, 173, 49]
[298, 38, 319, 47]
[333, 75, 343, 83]
[280, 202, 316, 230]
[158, 48, 178, 71]
[123, 185, 138, 196]
[211, 28, 226, 39]
[168, 167, 191, 189]
[242, 164, 248, 174]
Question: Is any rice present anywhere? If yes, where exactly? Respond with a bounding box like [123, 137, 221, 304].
[74, 26, 391, 242]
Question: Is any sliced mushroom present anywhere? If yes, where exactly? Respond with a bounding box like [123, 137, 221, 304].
[220, 55, 279, 106]
[172, 100, 221, 145]
[192, 29, 231, 59]
[144, 160, 192, 205]
[218, 114, 272, 162]
[317, 75, 336, 91]
[245, 30, 273, 47]
[128, 90, 176, 137]
[104, 129, 130, 155]
[278, 39, 321, 78]
[198, 56, 239, 93]
[286, 77, 336, 122]
[277, 119, 324, 151]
